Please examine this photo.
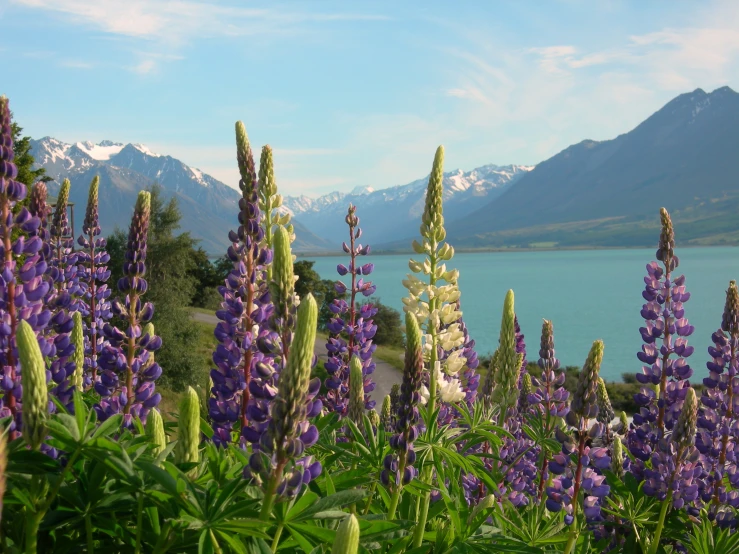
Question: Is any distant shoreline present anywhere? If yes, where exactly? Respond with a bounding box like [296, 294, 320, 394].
[294, 243, 739, 258]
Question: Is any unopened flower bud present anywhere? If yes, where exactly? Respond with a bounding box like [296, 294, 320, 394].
[18, 320, 48, 451]
[332, 513, 360, 554]
[175, 387, 201, 467]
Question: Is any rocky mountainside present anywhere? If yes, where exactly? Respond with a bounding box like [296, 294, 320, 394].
[31, 138, 332, 255]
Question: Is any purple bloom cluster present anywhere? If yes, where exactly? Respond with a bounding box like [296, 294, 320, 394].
[96, 192, 162, 427]
[382, 313, 423, 487]
[546, 425, 611, 524]
[76, 177, 112, 388]
[629, 208, 695, 478]
[696, 281, 739, 520]
[210, 124, 273, 447]
[324, 205, 377, 416]
[0, 97, 51, 441]
[44, 182, 80, 409]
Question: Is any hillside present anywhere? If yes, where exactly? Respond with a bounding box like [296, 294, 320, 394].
[445, 86, 739, 248]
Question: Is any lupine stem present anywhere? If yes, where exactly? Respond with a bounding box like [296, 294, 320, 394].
[85, 512, 95, 553]
[562, 426, 587, 554]
[387, 451, 408, 520]
[135, 493, 144, 554]
[1, 195, 18, 436]
[87, 227, 98, 385]
[260, 461, 286, 521]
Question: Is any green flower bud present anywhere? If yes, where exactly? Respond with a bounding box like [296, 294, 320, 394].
[570, 340, 604, 422]
[368, 409, 380, 429]
[596, 377, 615, 426]
[136, 190, 151, 216]
[87, 176, 99, 212]
[492, 290, 518, 419]
[332, 514, 360, 554]
[518, 372, 533, 413]
[420, 145, 445, 241]
[347, 355, 365, 425]
[270, 226, 296, 323]
[611, 435, 624, 477]
[480, 349, 499, 411]
[259, 145, 277, 199]
[618, 411, 629, 435]
[146, 408, 167, 459]
[71, 311, 85, 390]
[468, 493, 495, 525]
[380, 394, 392, 431]
[657, 207, 676, 272]
[673, 387, 698, 448]
[235, 121, 257, 194]
[175, 387, 200, 466]
[17, 320, 48, 451]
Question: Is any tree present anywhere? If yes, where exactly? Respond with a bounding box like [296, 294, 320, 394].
[189, 250, 231, 308]
[293, 260, 340, 330]
[107, 184, 201, 392]
[11, 118, 51, 186]
[359, 298, 403, 347]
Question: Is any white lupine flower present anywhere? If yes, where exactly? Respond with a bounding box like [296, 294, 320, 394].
[422, 259, 432, 274]
[444, 350, 467, 375]
[439, 377, 466, 403]
[409, 259, 424, 273]
[412, 240, 426, 254]
[420, 384, 430, 405]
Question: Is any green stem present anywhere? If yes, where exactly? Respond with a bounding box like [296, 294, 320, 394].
[412, 469, 431, 548]
[25, 511, 41, 554]
[387, 448, 408, 520]
[85, 513, 95, 554]
[135, 493, 144, 554]
[271, 523, 284, 552]
[649, 490, 673, 554]
[260, 461, 286, 521]
[363, 481, 377, 515]
[210, 530, 223, 554]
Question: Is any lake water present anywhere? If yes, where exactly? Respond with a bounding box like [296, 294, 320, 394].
[308, 247, 739, 382]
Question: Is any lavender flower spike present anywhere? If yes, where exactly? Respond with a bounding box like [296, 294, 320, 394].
[97, 191, 162, 428]
[697, 280, 739, 514]
[0, 97, 51, 441]
[257, 294, 319, 518]
[324, 204, 377, 416]
[384, 311, 424, 519]
[628, 208, 694, 482]
[76, 176, 112, 388]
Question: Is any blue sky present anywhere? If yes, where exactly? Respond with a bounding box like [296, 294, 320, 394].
[2, 0, 738, 196]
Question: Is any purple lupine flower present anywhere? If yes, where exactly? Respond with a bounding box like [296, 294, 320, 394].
[546, 340, 610, 526]
[643, 388, 701, 516]
[244, 294, 321, 500]
[76, 176, 112, 388]
[324, 204, 377, 417]
[382, 312, 423, 488]
[529, 320, 569, 501]
[210, 122, 274, 447]
[96, 191, 162, 428]
[44, 179, 80, 409]
[0, 97, 51, 441]
[628, 208, 694, 480]
[696, 280, 739, 520]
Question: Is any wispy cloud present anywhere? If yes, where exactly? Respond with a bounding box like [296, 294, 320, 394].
[59, 59, 94, 69]
[11, 0, 389, 44]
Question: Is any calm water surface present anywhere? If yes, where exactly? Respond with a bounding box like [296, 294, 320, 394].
[309, 247, 739, 382]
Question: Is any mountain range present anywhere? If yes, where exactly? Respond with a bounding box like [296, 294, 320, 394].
[30, 138, 333, 255]
[30, 85, 739, 255]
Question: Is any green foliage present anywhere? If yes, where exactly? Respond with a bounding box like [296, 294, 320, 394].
[108, 184, 201, 392]
[361, 298, 403, 347]
[11, 119, 50, 187]
[189, 250, 231, 309]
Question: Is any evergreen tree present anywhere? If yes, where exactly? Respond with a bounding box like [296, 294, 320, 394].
[11, 118, 51, 186]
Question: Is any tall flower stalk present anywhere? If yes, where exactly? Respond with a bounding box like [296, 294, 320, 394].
[257, 145, 292, 281]
[697, 280, 739, 519]
[629, 208, 695, 480]
[492, 290, 519, 425]
[210, 122, 271, 446]
[547, 340, 610, 554]
[256, 293, 321, 518]
[325, 204, 377, 416]
[97, 191, 162, 427]
[0, 97, 50, 440]
[384, 311, 424, 519]
[76, 176, 112, 387]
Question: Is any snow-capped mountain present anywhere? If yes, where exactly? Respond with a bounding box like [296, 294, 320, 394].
[281, 164, 533, 245]
[30, 138, 332, 254]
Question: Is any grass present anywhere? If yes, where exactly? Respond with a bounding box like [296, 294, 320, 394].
[159, 319, 217, 420]
[188, 306, 217, 316]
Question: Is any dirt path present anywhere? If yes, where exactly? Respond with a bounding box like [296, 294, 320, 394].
[192, 311, 401, 408]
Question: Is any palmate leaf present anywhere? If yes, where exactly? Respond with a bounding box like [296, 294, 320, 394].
[685, 515, 739, 554]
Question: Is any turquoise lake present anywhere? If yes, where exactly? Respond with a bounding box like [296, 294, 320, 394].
[308, 246, 739, 382]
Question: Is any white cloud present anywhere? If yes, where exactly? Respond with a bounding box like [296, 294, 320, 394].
[129, 59, 156, 74]
[11, 0, 389, 44]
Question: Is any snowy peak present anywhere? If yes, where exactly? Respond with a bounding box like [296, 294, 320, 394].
[74, 140, 125, 161]
[280, 163, 533, 245]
